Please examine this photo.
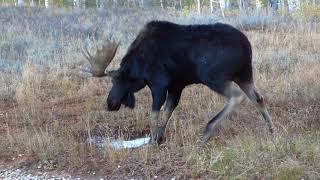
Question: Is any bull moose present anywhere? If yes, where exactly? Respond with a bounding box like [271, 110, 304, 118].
[82, 21, 274, 144]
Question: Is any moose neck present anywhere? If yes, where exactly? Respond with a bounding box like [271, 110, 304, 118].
[119, 54, 145, 81]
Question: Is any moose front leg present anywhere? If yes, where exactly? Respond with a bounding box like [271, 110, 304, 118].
[159, 86, 183, 139]
[150, 86, 167, 143]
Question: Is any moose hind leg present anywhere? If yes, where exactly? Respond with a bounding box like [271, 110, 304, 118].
[202, 82, 244, 143]
[240, 83, 274, 134]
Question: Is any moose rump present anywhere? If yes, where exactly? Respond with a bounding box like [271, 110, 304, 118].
[82, 21, 274, 144]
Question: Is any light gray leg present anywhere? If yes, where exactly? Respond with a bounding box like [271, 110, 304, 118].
[155, 87, 183, 143]
[150, 110, 162, 142]
[203, 83, 244, 143]
[240, 83, 274, 134]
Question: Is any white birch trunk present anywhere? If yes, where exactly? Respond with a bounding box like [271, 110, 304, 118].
[73, 0, 80, 7]
[238, 0, 243, 11]
[256, 0, 263, 11]
[17, 0, 24, 6]
[225, 0, 231, 10]
[45, 0, 48, 8]
[30, 0, 34, 6]
[210, 0, 214, 13]
[219, 0, 226, 17]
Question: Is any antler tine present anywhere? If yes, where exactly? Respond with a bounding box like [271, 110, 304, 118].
[107, 34, 113, 42]
[81, 46, 95, 65]
[96, 45, 100, 52]
[85, 46, 94, 58]
[103, 41, 119, 66]
[81, 40, 119, 77]
[81, 49, 90, 61]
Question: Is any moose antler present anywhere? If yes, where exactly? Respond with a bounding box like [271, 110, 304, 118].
[82, 39, 119, 77]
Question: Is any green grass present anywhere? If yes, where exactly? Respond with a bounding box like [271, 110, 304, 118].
[188, 131, 320, 179]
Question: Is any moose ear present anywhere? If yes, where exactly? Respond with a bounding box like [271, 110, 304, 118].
[106, 69, 120, 78]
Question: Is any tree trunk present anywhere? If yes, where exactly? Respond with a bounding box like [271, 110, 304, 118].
[238, 0, 243, 12]
[225, 0, 231, 10]
[73, 0, 78, 7]
[219, 0, 226, 17]
[17, 0, 24, 6]
[256, 0, 263, 12]
[282, 0, 289, 13]
[197, 0, 201, 14]
[45, 0, 48, 8]
[139, 0, 144, 8]
[173, 0, 177, 9]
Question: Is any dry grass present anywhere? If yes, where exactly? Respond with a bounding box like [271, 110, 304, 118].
[0, 6, 319, 179]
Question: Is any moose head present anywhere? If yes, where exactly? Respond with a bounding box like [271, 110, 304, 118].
[82, 39, 145, 111]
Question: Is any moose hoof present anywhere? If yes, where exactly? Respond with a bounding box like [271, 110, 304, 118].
[149, 136, 164, 145]
[201, 125, 214, 144]
[201, 134, 211, 144]
[150, 129, 165, 145]
[269, 128, 274, 134]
